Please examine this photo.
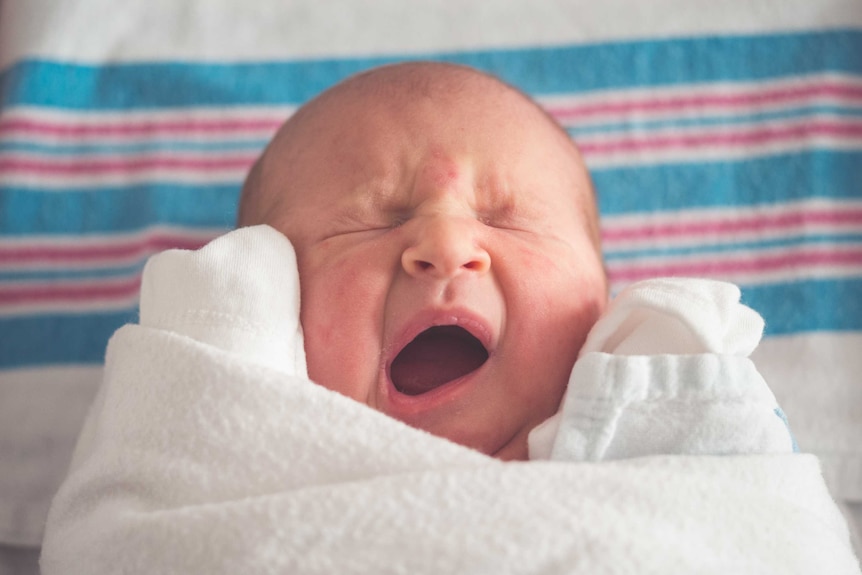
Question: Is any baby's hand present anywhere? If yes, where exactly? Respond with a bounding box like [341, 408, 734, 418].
[139, 225, 307, 376]
[579, 278, 764, 357]
[528, 279, 791, 461]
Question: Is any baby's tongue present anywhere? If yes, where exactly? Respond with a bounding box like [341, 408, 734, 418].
[390, 326, 489, 396]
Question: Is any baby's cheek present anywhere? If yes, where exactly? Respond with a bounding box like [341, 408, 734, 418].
[503, 241, 605, 376]
[300, 302, 339, 386]
[302, 305, 372, 400]
[299, 259, 387, 402]
[514, 243, 556, 269]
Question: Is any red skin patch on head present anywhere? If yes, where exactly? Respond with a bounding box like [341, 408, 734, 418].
[420, 150, 462, 191]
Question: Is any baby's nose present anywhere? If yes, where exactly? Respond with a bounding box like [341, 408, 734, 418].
[401, 216, 491, 279]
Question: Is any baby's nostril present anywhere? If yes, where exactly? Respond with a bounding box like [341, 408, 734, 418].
[418, 261, 434, 271]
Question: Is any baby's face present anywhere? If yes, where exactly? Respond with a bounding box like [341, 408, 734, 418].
[247, 67, 607, 460]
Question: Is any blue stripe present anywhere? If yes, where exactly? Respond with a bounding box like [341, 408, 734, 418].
[743, 278, 862, 336]
[0, 184, 240, 235]
[0, 139, 269, 155]
[0, 277, 858, 369]
[0, 311, 137, 368]
[2, 30, 860, 109]
[593, 150, 862, 215]
[0, 266, 144, 281]
[604, 234, 862, 261]
[569, 105, 862, 137]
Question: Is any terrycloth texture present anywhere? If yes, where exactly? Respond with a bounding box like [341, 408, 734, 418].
[528, 278, 794, 460]
[41, 226, 860, 574]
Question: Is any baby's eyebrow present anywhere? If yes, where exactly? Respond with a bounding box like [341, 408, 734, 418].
[336, 171, 545, 227]
[474, 176, 536, 223]
[338, 177, 409, 221]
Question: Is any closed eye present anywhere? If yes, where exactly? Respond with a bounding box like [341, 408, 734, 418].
[318, 207, 394, 238]
[477, 213, 535, 234]
[320, 219, 406, 241]
[321, 226, 390, 240]
[476, 198, 539, 232]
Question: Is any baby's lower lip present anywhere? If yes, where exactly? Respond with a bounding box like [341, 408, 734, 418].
[381, 361, 487, 419]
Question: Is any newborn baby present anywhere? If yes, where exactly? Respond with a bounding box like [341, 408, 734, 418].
[237, 61, 608, 460]
[43, 62, 847, 575]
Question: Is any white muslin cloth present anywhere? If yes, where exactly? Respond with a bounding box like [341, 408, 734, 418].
[41, 225, 860, 574]
[528, 278, 797, 461]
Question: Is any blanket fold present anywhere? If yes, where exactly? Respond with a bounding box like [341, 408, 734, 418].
[41, 226, 860, 574]
[41, 323, 860, 574]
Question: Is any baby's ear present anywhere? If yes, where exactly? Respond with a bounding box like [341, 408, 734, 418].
[139, 225, 307, 376]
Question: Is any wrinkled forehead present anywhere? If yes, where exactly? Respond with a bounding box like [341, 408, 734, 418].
[240, 64, 598, 241]
[261, 67, 589, 199]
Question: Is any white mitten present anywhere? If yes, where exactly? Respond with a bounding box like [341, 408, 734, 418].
[579, 277, 764, 357]
[139, 225, 307, 377]
[529, 278, 794, 460]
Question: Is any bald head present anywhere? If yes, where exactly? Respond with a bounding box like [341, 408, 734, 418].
[236, 61, 598, 245]
[269, 62, 568, 141]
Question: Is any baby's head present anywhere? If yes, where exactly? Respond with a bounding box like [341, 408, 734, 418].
[239, 62, 607, 460]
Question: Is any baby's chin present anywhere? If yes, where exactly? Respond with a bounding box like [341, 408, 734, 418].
[384, 366, 568, 461]
[489, 433, 530, 461]
[406, 407, 545, 462]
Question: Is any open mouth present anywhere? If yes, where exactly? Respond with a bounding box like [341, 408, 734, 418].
[389, 325, 490, 396]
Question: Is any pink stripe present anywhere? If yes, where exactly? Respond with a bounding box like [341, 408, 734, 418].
[0, 117, 284, 138]
[608, 248, 862, 283]
[0, 235, 214, 265]
[548, 81, 862, 121]
[0, 154, 257, 175]
[0, 277, 141, 305]
[3, 79, 860, 140]
[3, 119, 859, 178]
[579, 119, 862, 156]
[602, 208, 862, 243]
[4, 248, 861, 307]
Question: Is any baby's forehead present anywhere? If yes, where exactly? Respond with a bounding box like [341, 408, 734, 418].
[240, 64, 594, 227]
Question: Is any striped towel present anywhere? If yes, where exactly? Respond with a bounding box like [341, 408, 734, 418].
[0, 0, 860, 557]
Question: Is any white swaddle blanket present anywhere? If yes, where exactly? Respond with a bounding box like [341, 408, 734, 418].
[41, 226, 860, 574]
